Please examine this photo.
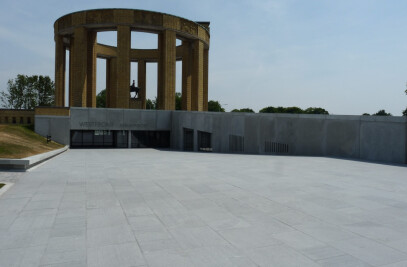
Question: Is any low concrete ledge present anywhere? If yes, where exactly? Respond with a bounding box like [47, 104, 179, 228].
[0, 146, 68, 170]
[0, 183, 13, 197]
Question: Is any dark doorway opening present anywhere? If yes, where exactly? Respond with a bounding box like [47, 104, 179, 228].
[131, 131, 170, 148]
[183, 128, 194, 151]
[198, 131, 212, 152]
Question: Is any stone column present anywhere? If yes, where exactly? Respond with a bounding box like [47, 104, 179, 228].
[107, 58, 118, 108]
[106, 59, 111, 108]
[182, 41, 192, 111]
[138, 60, 147, 109]
[203, 48, 209, 111]
[68, 38, 74, 107]
[157, 30, 176, 110]
[128, 130, 132, 148]
[86, 31, 97, 108]
[191, 40, 204, 111]
[54, 35, 65, 107]
[71, 27, 88, 107]
[116, 25, 131, 109]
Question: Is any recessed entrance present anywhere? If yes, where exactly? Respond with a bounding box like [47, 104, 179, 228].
[183, 128, 194, 151]
[131, 131, 170, 148]
[70, 130, 169, 148]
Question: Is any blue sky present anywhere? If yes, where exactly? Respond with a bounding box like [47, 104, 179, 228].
[1, 0, 407, 115]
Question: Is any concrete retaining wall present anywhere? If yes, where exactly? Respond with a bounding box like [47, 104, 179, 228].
[171, 111, 407, 164]
[35, 108, 407, 164]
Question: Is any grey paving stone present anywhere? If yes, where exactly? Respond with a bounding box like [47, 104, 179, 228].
[245, 244, 321, 267]
[87, 224, 135, 248]
[46, 236, 86, 253]
[41, 249, 86, 266]
[316, 254, 373, 267]
[0, 197, 30, 212]
[143, 249, 193, 267]
[273, 230, 327, 250]
[86, 207, 127, 229]
[1, 149, 407, 266]
[293, 222, 359, 243]
[301, 245, 346, 261]
[137, 237, 181, 253]
[218, 226, 282, 249]
[381, 260, 407, 267]
[186, 245, 256, 267]
[0, 245, 46, 267]
[331, 237, 407, 266]
[155, 212, 206, 229]
[169, 226, 229, 250]
[0, 229, 51, 249]
[87, 242, 145, 267]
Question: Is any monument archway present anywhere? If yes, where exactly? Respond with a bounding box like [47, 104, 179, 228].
[54, 9, 210, 110]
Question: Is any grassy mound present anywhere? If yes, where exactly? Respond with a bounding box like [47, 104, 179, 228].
[0, 125, 64, 159]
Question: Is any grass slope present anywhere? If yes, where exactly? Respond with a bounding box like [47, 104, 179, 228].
[0, 125, 64, 159]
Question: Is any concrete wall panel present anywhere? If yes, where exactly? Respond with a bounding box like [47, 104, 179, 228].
[244, 115, 260, 154]
[35, 117, 50, 137]
[156, 110, 172, 130]
[293, 118, 325, 155]
[325, 120, 360, 158]
[49, 117, 70, 145]
[70, 108, 89, 129]
[35, 116, 70, 145]
[360, 121, 406, 164]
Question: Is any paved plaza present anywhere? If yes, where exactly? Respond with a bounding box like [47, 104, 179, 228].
[1, 149, 407, 266]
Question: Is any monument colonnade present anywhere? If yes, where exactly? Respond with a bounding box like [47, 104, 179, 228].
[54, 9, 210, 111]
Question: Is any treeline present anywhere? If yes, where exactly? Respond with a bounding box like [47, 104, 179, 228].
[2, 74, 406, 116]
[228, 106, 329, 114]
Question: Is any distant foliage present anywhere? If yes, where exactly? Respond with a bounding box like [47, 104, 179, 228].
[96, 89, 106, 108]
[304, 107, 329, 115]
[373, 109, 392, 116]
[208, 100, 225, 112]
[175, 92, 182, 110]
[259, 106, 285, 113]
[146, 97, 157, 109]
[362, 113, 370, 116]
[259, 106, 329, 115]
[231, 108, 255, 113]
[0, 74, 54, 109]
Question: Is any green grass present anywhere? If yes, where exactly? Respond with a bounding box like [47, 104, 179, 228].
[0, 124, 64, 159]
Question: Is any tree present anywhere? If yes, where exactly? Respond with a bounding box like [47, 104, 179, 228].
[362, 113, 370, 116]
[175, 92, 182, 110]
[146, 97, 157, 109]
[284, 107, 304, 114]
[231, 108, 255, 113]
[0, 74, 54, 109]
[96, 89, 106, 108]
[259, 106, 303, 114]
[208, 100, 225, 112]
[304, 107, 329, 115]
[373, 109, 392, 116]
[259, 106, 278, 113]
[259, 106, 329, 114]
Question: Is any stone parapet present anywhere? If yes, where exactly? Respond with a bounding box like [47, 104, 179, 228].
[0, 109, 34, 124]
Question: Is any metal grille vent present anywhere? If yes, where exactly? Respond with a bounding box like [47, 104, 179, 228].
[265, 141, 289, 153]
